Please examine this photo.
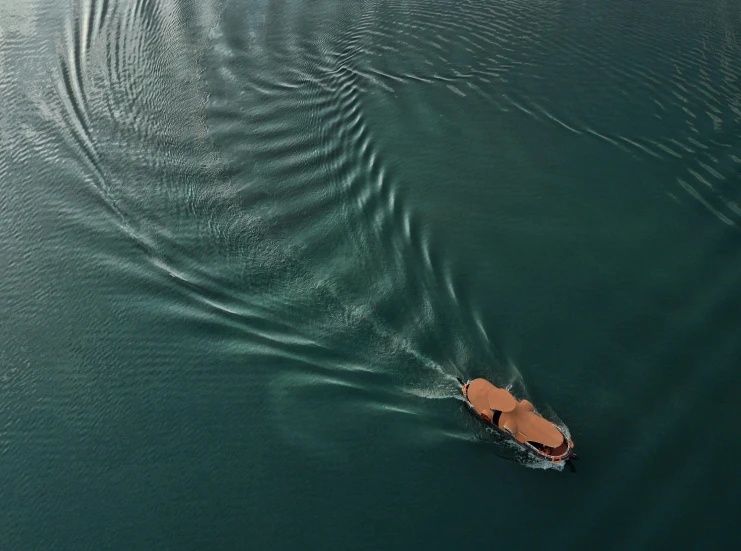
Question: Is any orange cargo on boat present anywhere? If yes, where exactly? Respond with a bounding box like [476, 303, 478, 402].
[460, 378, 576, 464]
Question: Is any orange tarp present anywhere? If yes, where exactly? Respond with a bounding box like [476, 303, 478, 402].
[466, 378, 564, 447]
[499, 406, 564, 447]
[467, 378, 516, 413]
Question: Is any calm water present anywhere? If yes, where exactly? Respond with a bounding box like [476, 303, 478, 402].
[1, 0, 740, 548]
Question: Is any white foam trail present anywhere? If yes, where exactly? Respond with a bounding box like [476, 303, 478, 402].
[677, 177, 734, 226]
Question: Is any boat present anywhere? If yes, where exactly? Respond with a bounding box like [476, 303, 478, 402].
[458, 377, 577, 465]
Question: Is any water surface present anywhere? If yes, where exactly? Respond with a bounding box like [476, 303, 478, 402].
[1, 0, 740, 548]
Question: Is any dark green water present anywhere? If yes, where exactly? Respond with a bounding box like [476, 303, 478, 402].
[1, 0, 740, 548]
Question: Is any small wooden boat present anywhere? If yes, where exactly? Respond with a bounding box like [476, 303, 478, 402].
[459, 378, 577, 465]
